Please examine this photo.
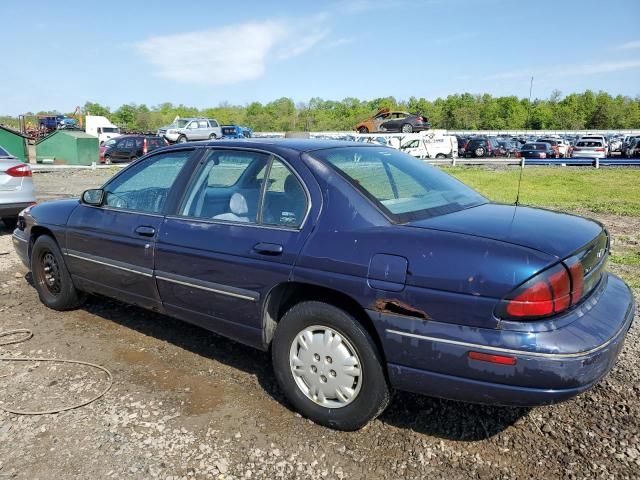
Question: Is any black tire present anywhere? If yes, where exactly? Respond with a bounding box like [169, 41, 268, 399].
[474, 147, 485, 157]
[272, 301, 390, 431]
[435, 153, 446, 159]
[209, 133, 217, 140]
[104, 155, 112, 165]
[177, 135, 188, 143]
[401, 123, 413, 133]
[358, 127, 369, 134]
[2, 217, 18, 230]
[31, 235, 85, 311]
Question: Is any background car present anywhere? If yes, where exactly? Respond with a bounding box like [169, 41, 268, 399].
[463, 137, 503, 157]
[497, 140, 519, 157]
[101, 135, 168, 164]
[221, 125, 253, 139]
[0, 146, 35, 229]
[355, 109, 431, 133]
[517, 142, 557, 159]
[570, 139, 607, 159]
[158, 118, 222, 143]
[536, 138, 562, 158]
[623, 138, 640, 158]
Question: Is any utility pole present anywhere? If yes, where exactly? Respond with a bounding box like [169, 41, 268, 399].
[525, 76, 534, 130]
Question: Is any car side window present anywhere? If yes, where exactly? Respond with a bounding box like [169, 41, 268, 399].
[261, 159, 307, 228]
[103, 150, 192, 214]
[198, 120, 208, 128]
[180, 150, 270, 222]
[123, 138, 135, 149]
[209, 120, 219, 127]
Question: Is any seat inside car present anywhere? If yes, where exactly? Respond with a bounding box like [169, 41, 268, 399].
[212, 192, 251, 222]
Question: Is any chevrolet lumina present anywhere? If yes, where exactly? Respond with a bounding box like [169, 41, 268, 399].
[12, 139, 635, 430]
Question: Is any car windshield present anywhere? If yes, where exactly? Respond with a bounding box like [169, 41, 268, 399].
[170, 119, 189, 128]
[311, 146, 486, 223]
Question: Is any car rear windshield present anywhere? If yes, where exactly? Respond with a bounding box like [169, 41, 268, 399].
[576, 141, 602, 147]
[311, 146, 486, 223]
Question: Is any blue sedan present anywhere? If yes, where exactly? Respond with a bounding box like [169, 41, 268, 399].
[12, 140, 635, 430]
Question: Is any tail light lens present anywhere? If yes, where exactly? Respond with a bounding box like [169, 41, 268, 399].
[5, 164, 32, 177]
[496, 264, 567, 319]
[595, 147, 604, 152]
[143, 138, 148, 155]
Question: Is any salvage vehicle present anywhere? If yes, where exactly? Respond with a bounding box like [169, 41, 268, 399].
[517, 142, 558, 160]
[355, 109, 431, 134]
[158, 118, 222, 143]
[101, 135, 168, 164]
[571, 140, 607, 159]
[12, 139, 635, 431]
[0, 146, 36, 229]
[400, 132, 458, 159]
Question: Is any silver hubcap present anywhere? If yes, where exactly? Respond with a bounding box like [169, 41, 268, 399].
[289, 325, 362, 408]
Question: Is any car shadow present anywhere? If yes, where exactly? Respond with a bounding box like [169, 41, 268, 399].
[22, 283, 525, 440]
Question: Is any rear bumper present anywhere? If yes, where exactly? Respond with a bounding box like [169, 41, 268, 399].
[0, 202, 34, 218]
[372, 273, 635, 406]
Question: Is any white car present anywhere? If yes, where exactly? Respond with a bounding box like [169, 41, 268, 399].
[157, 118, 222, 143]
[0, 146, 36, 229]
[571, 139, 607, 159]
[578, 135, 609, 156]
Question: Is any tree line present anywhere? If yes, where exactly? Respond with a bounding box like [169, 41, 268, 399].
[2, 90, 639, 133]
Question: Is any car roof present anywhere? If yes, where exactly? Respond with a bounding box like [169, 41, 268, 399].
[160, 138, 384, 154]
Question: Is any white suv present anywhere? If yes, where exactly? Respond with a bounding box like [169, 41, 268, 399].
[158, 118, 222, 143]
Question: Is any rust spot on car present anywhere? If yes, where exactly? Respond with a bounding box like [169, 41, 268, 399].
[373, 299, 431, 320]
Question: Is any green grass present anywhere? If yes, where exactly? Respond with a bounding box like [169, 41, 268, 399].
[441, 166, 640, 216]
[610, 252, 640, 266]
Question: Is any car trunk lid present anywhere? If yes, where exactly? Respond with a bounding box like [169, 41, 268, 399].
[407, 203, 604, 258]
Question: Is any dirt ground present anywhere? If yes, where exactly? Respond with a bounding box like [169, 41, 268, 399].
[0, 169, 638, 479]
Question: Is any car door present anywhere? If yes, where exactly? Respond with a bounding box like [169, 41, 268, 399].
[154, 148, 315, 348]
[64, 148, 196, 310]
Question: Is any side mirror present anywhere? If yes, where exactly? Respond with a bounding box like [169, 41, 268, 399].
[82, 189, 104, 206]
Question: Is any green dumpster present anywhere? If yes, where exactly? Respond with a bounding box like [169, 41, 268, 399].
[0, 125, 29, 163]
[36, 130, 99, 165]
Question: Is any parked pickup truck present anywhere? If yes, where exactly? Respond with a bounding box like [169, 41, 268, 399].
[158, 118, 222, 143]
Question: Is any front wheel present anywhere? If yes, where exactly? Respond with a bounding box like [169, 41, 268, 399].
[435, 153, 446, 159]
[177, 135, 188, 143]
[31, 235, 85, 311]
[104, 155, 112, 165]
[272, 301, 390, 431]
[474, 147, 485, 157]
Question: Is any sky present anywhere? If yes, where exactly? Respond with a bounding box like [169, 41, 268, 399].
[1, 0, 640, 115]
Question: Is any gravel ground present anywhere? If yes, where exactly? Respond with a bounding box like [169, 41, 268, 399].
[0, 170, 638, 479]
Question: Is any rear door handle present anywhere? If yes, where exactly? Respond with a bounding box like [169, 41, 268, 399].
[135, 225, 156, 237]
[253, 242, 283, 255]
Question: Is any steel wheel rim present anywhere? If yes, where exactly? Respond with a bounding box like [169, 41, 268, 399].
[289, 325, 363, 408]
[39, 251, 61, 296]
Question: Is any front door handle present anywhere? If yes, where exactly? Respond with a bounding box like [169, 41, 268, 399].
[253, 242, 283, 255]
[135, 225, 156, 237]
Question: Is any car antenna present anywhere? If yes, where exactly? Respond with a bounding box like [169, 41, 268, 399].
[515, 76, 534, 206]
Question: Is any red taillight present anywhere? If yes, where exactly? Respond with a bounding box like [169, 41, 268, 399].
[5, 164, 32, 177]
[416, 116, 423, 122]
[499, 264, 572, 320]
[468, 351, 517, 365]
[595, 147, 604, 152]
[143, 138, 148, 155]
[515, 151, 521, 158]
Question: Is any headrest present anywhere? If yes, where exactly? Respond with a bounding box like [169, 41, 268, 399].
[229, 192, 248, 215]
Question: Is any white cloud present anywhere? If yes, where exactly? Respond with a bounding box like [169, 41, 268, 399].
[618, 40, 640, 50]
[323, 37, 356, 49]
[134, 19, 328, 86]
[486, 59, 640, 81]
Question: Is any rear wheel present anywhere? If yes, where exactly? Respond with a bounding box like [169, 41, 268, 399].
[435, 153, 446, 159]
[209, 133, 217, 140]
[401, 123, 413, 133]
[31, 235, 85, 311]
[272, 301, 390, 431]
[104, 155, 112, 165]
[358, 127, 369, 134]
